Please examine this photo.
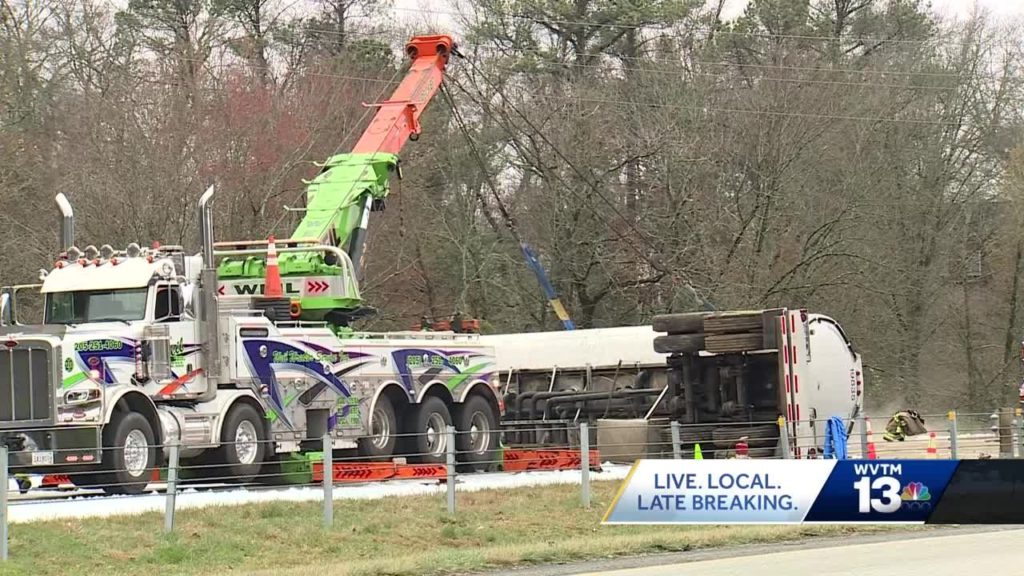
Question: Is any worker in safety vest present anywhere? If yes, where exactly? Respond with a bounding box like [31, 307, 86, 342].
[883, 410, 927, 442]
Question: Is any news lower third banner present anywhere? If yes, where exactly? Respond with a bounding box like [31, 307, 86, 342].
[602, 459, 1024, 524]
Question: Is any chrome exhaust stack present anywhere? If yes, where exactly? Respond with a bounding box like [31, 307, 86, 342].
[55, 193, 74, 253]
[199, 185, 216, 264]
[196, 185, 221, 395]
[0, 291, 10, 326]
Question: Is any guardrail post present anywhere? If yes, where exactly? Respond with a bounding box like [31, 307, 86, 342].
[778, 416, 792, 459]
[999, 408, 1014, 458]
[580, 422, 591, 508]
[858, 414, 868, 459]
[948, 411, 959, 460]
[1011, 407, 1019, 457]
[322, 433, 333, 528]
[670, 421, 682, 460]
[164, 442, 179, 534]
[0, 445, 8, 561]
[445, 425, 456, 515]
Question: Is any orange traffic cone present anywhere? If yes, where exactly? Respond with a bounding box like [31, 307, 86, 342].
[264, 235, 283, 298]
[927, 431, 938, 459]
[865, 417, 878, 460]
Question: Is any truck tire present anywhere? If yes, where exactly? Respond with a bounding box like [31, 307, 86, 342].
[358, 394, 399, 461]
[455, 395, 500, 473]
[660, 424, 715, 458]
[704, 332, 764, 354]
[654, 333, 705, 354]
[211, 402, 267, 484]
[652, 312, 712, 334]
[747, 446, 777, 458]
[100, 412, 158, 495]
[704, 313, 763, 334]
[409, 396, 453, 465]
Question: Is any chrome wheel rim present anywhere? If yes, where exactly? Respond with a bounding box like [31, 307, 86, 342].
[123, 429, 149, 478]
[370, 407, 391, 449]
[235, 420, 259, 465]
[468, 411, 491, 454]
[425, 413, 447, 455]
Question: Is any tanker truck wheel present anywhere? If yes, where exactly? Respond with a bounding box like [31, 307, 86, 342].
[454, 395, 500, 473]
[659, 424, 715, 459]
[654, 333, 705, 354]
[409, 396, 453, 465]
[652, 312, 713, 334]
[711, 424, 778, 450]
[100, 412, 158, 495]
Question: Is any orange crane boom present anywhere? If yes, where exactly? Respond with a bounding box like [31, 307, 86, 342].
[352, 35, 456, 154]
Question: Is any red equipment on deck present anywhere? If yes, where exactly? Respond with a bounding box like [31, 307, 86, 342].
[312, 448, 602, 484]
[312, 461, 447, 483]
[39, 474, 72, 488]
[502, 448, 602, 473]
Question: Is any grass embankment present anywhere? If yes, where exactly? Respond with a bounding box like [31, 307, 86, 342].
[1, 481, 913, 576]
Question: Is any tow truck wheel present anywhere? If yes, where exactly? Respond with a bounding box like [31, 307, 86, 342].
[409, 396, 453, 465]
[357, 394, 398, 461]
[100, 412, 158, 495]
[211, 402, 267, 485]
[455, 395, 500, 473]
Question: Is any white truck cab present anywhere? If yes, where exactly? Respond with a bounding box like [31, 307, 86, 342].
[39, 244, 211, 402]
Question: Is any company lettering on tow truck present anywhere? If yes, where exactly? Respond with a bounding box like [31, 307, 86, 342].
[229, 282, 303, 296]
[74, 339, 124, 352]
[406, 354, 469, 368]
[271, 350, 344, 364]
[219, 279, 333, 297]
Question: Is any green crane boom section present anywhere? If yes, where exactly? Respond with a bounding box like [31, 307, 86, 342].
[216, 35, 456, 328]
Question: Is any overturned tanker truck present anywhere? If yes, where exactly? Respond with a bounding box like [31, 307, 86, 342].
[482, 308, 864, 461]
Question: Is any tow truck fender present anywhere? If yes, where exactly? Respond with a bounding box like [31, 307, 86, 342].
[416, 381, 453, 404]
[369, 381, 410, 425]
[458, 380, 499, 405]
[102, 386, 163, 446]
[207, 389, 265, 445]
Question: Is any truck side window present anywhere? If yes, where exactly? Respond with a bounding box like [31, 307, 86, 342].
[154, 286, 182, 323]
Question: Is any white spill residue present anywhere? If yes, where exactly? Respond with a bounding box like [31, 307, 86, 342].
[7, 463, 632, 523]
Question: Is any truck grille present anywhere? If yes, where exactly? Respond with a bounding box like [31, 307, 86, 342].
[0, 344, 54, 426]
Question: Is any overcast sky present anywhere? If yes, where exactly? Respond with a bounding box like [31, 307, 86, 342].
[717, 0, 1024, 20]
[392, 0, 1024, 31]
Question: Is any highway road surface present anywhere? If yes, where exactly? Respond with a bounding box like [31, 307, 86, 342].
[567, 527, 1024, 576]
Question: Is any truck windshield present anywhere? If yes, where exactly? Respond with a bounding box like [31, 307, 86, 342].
[44, 288, 148, 324]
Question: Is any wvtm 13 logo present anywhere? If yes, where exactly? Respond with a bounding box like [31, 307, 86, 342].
[853, 470, 933, 514]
